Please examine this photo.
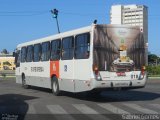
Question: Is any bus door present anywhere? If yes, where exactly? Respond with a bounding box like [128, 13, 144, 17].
[74, 33, 91, 92]
[60, 36, 75, 92]
[15, 50, 21, 83]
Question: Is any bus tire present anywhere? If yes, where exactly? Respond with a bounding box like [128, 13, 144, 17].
[51, 76, 61, 96]
[22, 75, 29, 89]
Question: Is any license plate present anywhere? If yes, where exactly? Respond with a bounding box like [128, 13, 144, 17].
[114, 82, 129, 87]
[116, 72, 126, 76]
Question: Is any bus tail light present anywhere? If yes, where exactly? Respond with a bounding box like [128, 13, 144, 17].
[93, 65, 99, 75]
[139, 66, 146, 80]
[93, 65, 101, 80]
[141, 66, 146, 76]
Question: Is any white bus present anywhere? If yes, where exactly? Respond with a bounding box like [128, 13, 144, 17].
[15, 24, 147, 95]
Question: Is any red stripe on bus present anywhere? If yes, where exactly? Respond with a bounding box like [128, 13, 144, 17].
[50, 61, 59, 78]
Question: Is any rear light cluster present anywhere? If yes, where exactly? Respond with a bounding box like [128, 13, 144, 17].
[93, 65, 99, 75]
[93, 64, 101, 80]
[141, 66, 146, 76]
[139, 66, 146, 80]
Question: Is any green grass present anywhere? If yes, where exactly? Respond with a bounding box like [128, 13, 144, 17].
[148, 75, 160, 77]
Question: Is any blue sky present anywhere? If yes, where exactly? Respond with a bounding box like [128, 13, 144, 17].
[0, 0, 159, 55]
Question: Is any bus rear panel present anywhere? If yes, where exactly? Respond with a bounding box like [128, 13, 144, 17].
[92, 24, 147, 90]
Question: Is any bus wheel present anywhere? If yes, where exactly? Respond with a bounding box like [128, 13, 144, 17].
[22, 75, 29, 89]
[52, 76, 61, 96]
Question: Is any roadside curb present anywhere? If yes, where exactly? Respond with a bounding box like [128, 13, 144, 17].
[148, 77, 160, 80]
[0, 76, 15, 78]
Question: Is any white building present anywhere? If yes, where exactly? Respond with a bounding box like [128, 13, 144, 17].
[110, 4, 148, 42]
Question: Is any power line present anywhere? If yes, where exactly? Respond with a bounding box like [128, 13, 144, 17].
[60, 11, 105, 16]
[0, 10, 48, 13]
[0, 10, 160, 17]
[0, 10, 49, 16]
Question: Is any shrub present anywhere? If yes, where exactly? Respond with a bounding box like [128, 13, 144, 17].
[146, 65, 160, 75]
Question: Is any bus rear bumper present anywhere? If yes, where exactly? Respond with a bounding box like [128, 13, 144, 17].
[91, 77, 147, 90]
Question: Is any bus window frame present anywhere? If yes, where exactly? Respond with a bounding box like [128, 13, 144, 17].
[26, 45, 33, 62]
[33, 43, 42, 62]
[41, 41, 50, 61]
[21, 47, 27, 63]
[75, 32, 90, 59]
[15, 50, 20, 67]
[61, 36, 74, 60]
[50, 39, 61, 61]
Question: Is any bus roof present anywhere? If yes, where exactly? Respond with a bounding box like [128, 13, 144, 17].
[17, 24, 140, 48]
[17, 25, 93, 48]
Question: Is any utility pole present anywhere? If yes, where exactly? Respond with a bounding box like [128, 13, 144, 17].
[51, 9, 60, 33]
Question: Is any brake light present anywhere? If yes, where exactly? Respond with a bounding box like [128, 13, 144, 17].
[141, 66, 146, 76]
[116, 72, 126, 76]
[93, 65, 99, 75]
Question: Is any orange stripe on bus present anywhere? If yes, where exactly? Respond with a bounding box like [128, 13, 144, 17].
[50, 61, 59, 78]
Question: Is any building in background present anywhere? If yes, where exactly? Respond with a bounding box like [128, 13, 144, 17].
[110, 4, 148, 64]
[0, 53, 15, 70]
[110, 4, 148, 43]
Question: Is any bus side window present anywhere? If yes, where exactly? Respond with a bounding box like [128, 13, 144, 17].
[33, 44, 41, 62]
[15, 50, 20, 67]
[51, 39, 61, 60]
[61, 36, 74, 60]
[41, 42, 50, 61]
[26, 45, 33, 62]
[21, 47, 27, 63]
[75, 33, 90, 59]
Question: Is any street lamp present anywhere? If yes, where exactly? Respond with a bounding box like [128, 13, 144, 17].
[51, 9, 60, 33]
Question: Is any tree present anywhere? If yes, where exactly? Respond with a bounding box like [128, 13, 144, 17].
[1, 49, 8, 54]
[148, 54, 158, 63]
